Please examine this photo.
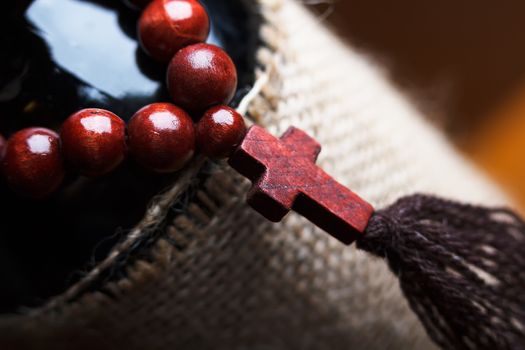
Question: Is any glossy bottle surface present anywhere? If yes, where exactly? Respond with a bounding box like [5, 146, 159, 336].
[0, 0, 259, 313]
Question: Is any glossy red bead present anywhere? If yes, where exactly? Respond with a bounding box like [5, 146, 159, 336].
[196, 105, 246, 158]
[139, 0, 210, 62]
[2, 128, 65, 198]
[128, 103, 195, 173]
[60, 109, 127, 177]
[167, 43, 238, 115]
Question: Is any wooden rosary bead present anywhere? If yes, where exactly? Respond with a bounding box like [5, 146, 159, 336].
[60, 109, 127, 177]
[167, 43, 238, 115]
[2, 128, 65, 198]
[139, 0, 210, 62]
[196, 105, 246, 158]
[128, 103, 195, 173]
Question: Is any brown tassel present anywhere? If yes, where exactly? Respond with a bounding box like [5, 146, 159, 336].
[357, 194, 525, 350]
[229, 126, 525, 348]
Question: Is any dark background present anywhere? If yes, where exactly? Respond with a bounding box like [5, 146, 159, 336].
[310, 0, 525, 210]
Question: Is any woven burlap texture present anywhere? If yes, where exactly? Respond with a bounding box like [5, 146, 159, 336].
[0, 1, 507, 349]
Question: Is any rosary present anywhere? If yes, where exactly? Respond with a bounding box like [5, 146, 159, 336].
[0, 1, 523, 348]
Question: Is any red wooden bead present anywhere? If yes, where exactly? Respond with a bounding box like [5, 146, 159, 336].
[128, 103, 195, 173]
[2, 128, 65, 198]
[139, 0, 210, 62]
[60, 109, 127, 177]
[167, 43, 238, 115]
[196, 105, 246, 158]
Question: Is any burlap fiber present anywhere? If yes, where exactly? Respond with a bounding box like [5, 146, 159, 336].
[0, 1, 509, 349]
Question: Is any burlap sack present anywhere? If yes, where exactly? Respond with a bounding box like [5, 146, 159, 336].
[0, 1, 507, 349]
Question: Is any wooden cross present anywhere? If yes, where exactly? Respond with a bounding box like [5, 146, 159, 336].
[228, 125, 374, 245]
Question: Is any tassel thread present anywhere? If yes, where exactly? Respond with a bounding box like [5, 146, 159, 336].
[357, 194, 525, 349]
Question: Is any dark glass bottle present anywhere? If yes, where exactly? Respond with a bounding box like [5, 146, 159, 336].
[0, 0, 259, 313]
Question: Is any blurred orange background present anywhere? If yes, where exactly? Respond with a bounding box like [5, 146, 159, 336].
[311, 0, 525, 210]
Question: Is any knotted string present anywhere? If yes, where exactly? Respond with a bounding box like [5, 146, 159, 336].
[357, 194, 525, 349]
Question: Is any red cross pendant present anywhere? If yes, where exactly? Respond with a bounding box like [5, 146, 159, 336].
[228, 126, 375, 245]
